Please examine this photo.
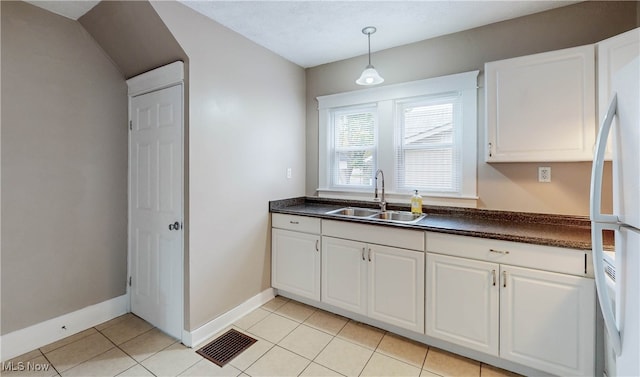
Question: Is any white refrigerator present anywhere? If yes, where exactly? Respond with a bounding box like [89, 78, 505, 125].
[591, 56, 640, 377]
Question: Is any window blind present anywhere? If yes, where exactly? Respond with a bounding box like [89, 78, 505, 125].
[396, 94, 461, 193]
[331, 106, 377, 187]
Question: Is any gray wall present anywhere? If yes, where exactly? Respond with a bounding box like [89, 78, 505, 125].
[1, 1, 128, 334]
[306, 1, 639, 215]
[79, 0, 187, 80]
[151, 1, 307, 331]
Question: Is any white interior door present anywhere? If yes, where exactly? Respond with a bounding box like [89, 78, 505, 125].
[129, 84, 183, 340]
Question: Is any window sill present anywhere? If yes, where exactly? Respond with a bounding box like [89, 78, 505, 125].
[316, 188, 479, 208]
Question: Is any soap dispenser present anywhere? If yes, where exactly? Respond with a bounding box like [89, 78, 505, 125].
[411, 190, 423, 214]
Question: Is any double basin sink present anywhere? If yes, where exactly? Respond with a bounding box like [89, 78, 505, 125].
[325, 207, 425, 224]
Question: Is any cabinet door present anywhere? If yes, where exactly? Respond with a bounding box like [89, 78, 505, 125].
[321, 237, 367, 315]
[485, 45, 595, 162]
[500, 265, 595, 376]
[271, 229, 320, 300]
[426, 253, 499, 356]
[368, 245, 425, 333]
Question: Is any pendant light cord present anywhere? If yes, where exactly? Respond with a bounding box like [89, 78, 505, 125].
[367, 32, 371, 66]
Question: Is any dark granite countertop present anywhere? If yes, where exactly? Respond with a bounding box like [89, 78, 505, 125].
[269, 197, 615, 251]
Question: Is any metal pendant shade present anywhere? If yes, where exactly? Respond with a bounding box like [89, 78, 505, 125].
[356, 26, 384, 86]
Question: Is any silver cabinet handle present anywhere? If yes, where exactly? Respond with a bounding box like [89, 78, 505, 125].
[490, 248, 510, 255]
[368, 248, 372, 262]
[492, 270, 496, 286]
[362, 247, 365, 261]
[315, 240, 319, 252]
[503, 271, 507, 288]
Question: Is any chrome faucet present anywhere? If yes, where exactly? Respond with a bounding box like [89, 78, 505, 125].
[374, 169, 386, 212]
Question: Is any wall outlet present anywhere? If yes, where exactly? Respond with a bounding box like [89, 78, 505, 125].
[286, 167, 292, 179]
[538, 166, 551, 182]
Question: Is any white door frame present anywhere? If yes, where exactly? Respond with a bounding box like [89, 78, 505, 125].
[126, 61, 185, 340]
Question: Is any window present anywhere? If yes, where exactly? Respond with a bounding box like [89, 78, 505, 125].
[396, 94, 461, 193]
[317, 71, 478, 207]
[331, 105, 377, 188]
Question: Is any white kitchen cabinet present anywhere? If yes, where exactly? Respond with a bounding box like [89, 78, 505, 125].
[485, 45, 596, 162]
[271, 214, 321, 300]
[322, 235, 425, 333]
[426, 232, 595, 376]
[368, 243, 424, 332]
[500, 265, 595, 377]
[597, 27, 640, 160]
[321, 237, 367, 314]
[426, 253, 499, 356]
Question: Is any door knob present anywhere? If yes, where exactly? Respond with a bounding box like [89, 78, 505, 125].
[168, 221, 181, 230]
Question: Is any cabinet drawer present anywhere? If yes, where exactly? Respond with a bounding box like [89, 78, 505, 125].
[323, 220, 424, 251]
[426, 232, 592, 277]
[272, 214, 321, 234]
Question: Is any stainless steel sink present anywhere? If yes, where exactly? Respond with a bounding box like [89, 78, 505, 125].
[326, 207, 380, 217]
[325, 207, 425, 224]
[371, 211, 425, 223]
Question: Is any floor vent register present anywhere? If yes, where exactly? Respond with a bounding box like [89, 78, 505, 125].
[196, 329, 258, 367]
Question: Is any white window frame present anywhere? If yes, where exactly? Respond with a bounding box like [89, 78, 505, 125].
[317, 71, 479, 207]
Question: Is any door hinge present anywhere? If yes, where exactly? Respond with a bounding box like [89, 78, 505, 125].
[129, 120, 132, 130]
[129, 276, 132, 286]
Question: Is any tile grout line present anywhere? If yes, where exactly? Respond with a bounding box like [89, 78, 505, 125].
[241, 310, 304, 374]
[39, 351, 61, 377]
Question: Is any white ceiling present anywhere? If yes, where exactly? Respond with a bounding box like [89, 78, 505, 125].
[26, 0, 581, 68]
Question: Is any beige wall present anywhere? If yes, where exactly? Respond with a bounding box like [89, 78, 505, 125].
[1, 1, 128, 334]
[306, 1, 639, 216]
[151, 1, 306, 331]
[79, 1, 187, 80]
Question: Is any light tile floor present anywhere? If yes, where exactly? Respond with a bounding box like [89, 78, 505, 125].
[3, 296, 521, 377]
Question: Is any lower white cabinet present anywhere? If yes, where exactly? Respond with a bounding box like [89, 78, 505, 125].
[322, 236, 425, 333]
[426, 254, 499, 356]
[500, 265, 595, 377]
[426, 252, 595, 377]
[272, 215, 596, 376]
[321, 237, 367, 314]
[271, 215, 321, 301]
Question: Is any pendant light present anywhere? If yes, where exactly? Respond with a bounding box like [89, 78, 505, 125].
[356, 26, 384, 86]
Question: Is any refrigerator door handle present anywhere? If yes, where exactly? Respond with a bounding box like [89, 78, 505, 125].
[590, 94, 620, 224]
[592, 221, 622, 356]
[621, 224, 640, 235]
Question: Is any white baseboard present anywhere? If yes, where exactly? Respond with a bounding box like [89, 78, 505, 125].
[183, 288, 275, 348]
[0, 294, 129, 362]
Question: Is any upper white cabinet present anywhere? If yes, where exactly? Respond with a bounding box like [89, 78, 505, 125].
[485, 45, 596, 162]
[596, 28, 640, 159]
